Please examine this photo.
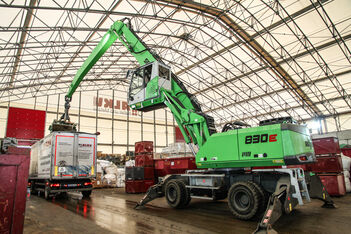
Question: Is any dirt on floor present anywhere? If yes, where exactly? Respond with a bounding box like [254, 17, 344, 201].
[24, 188, 351, 234]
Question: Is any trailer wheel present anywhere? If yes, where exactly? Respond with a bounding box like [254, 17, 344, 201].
[228, 181, 260, 220]
[165, 179, 189, 208]
[82, 190, 92, 198]
[247, 181, 267, 217]
[44, 186, 51, 200]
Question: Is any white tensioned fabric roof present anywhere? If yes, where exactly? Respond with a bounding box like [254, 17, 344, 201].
[0, 0, 350, 128]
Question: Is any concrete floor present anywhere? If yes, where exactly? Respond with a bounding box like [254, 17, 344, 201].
[24, 188, 351, 234]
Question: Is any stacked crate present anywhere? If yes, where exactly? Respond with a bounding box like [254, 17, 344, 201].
[125, 141, 155, 193]
[310, 137, 346, 196]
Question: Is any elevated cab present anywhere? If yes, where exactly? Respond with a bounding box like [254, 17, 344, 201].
[128, 61, 171, 111]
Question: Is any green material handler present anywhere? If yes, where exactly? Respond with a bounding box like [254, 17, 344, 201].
[59, 18, 335, 233]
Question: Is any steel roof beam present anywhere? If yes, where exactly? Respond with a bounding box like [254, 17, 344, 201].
[157, 0, 322, 117]
[217, 94, 351, 126]
[194, 32, 351, 95]
[8, 0, 37, 87]
[205, 69, 351, 114]
[175, 0, 329, 77]
[54, 0, 123, 83]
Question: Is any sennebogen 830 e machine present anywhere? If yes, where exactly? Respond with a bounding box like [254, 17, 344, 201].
[58, 18, 335, 233]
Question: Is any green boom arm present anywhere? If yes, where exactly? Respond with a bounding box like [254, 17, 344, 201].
[66, 19, 157, 98]
[63, 18, 216, 149]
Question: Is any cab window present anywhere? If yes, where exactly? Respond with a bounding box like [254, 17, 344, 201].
[159, 66, 170, 80]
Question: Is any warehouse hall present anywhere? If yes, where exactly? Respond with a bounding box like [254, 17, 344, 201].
[0, 0, 351, 234]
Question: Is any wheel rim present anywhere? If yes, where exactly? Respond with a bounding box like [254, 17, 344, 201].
[167, 185, 177, 203]
[233, 189, 251, 212]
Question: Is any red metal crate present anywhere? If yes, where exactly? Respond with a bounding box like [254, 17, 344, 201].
[169, 157, 197, 170]
[0, 154, 30, 234]
[308, 155, 342, 173]
[125, 180, 144, 193]
[143, 167, 155, 180]
[318, 173, 346, 196]
[125, 180, 155, 193]
[143, 179, 155, 192]
[7, 146, 31, 156]
[135, 154, 154, 167]
[6, 107, 46, 140]
[342, 148, 351, 158]
[135, 141, 153, 154]
[312, 137, 341, 155]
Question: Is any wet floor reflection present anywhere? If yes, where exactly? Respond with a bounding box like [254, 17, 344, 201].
[47, 192, 155, 233]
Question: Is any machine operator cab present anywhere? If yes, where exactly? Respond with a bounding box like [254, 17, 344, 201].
[128, 61, 172, 110]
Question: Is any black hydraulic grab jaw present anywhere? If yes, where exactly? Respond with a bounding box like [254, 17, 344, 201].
[49, 96, 77, 132]
[60, 95, 72, 122]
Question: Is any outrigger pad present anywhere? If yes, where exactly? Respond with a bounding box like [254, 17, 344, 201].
[134, 184, 163, 209]
[307, 173, 336, 209]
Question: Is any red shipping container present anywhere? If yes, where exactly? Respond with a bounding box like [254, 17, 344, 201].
[308, 155, 342, 173]
[143, 167, 155, 180]
[125, 180, 144, 193]
[169, 157, 197, 170]
[143, 179, 155, 192]
[135, 154, 154, 167]
[312, 137, 341, 155]
[135, 141, 153, 154]
[0, 154, 30, 234]
[318, 173, 346, 196]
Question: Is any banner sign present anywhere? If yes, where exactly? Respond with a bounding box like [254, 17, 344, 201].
[93, 97, 139, 116]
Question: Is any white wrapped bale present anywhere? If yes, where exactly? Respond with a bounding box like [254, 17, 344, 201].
[105, 164, 118, 175]
[344, 174, 351, 193]
[125, 160, 135, 167]
[97, 159, 113, 168]
[103, 174, 117, 185]
[116, 167, 125, 187]
[341, 154, 351, 171]
[97, 161, 103, 173]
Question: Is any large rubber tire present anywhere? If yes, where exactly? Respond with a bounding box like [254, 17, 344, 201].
[247, 181, 267, 217]
[82, 190, 92, 198]
[165, 179, 189, 208]
[227, 181, 261, 220]
[44, 185, 51, 200]
[179, 180, 191, 207]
